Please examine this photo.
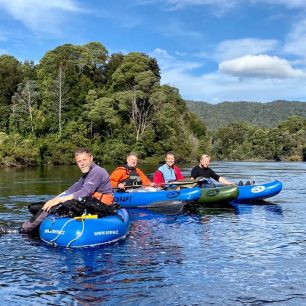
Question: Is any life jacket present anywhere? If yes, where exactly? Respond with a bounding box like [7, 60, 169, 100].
[121, 165, 142, 187]
[92, 192, 114, 205]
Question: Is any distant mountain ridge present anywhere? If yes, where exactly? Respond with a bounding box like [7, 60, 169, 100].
[186, 100, 306, 130]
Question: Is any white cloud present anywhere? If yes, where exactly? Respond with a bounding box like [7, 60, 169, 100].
[219, 54, 306, 78]
[152, 48, 306, 102]
[168, 69, 306, 103]
[284, 19, 306, 59]
[0, 0, 82, 34]
[214, 38, 279, 61]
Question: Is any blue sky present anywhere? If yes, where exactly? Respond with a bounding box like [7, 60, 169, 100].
[1, 0, 306, 103]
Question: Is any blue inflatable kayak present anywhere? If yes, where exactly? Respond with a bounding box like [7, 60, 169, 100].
[235, 180, 282, 201]
[39, 209, 130, 248]
[114, 187, 201, 208]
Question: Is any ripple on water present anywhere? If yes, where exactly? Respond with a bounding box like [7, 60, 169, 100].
[0, 162, 306, 305]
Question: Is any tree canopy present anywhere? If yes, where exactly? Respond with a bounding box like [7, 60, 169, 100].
[1, 42, 306, 166]
[0, 42, 208, 166]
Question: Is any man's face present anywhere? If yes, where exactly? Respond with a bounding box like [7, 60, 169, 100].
[200, 157, 210, 168]
[165, 154, 175, 167]
[127, 155, 138, 168]
[75, 152, 93, 173]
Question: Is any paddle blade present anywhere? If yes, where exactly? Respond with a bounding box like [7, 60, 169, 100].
[146, 200, 185, 215]
[168, 177, 204, 188]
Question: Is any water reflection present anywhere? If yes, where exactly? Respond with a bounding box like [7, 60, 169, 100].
[0, 162, 306, 305]
[184, 199, 283, 218]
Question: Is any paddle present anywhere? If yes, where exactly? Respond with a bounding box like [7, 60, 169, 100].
[166, 177, 209, 188]
[113, 177, 203, 190]
[141, 200, 185, 215]
[28, 199, 185, 216]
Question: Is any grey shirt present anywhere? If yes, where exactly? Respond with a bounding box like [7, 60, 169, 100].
[65, 163, 112, 199]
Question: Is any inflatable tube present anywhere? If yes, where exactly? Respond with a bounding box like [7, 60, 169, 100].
[114, 187, 201, 208]
[39, 209, 130, 248]
[198, 185, 239, 203]
[235, 180, 283, 201]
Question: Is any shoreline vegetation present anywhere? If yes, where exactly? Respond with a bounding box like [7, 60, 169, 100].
[0, 158, 285, 169]
[1, 41, 306, 168]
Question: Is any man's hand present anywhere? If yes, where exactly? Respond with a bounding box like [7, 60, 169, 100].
[118, 183, 125, 190]
[42, 194, 74, 212]
[42, 198, 61, 212]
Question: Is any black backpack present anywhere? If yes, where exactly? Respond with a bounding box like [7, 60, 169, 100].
[28, 197, 120, 218]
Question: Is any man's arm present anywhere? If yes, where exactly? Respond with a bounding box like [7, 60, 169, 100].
[110, 168, 125, 188]
[42, 194, 74, 212]
[42, 180, 83, 212]
[153, 170, 164, 185]
[137, 168, 152, 186]
[219, 177, 233, 185]
[65, 178, 83, 194]
[174, 166, 184, 180]
[72, 169, 104, 199]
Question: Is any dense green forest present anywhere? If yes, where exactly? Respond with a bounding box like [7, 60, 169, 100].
[0, 42, 208, 166]
[186, 100, 306, 130]
[1, 41, 306, 166]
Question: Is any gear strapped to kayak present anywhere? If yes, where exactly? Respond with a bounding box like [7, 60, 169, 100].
[28, 197, 120, 219]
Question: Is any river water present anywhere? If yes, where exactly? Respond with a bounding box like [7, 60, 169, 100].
[0, 162, 305, 305]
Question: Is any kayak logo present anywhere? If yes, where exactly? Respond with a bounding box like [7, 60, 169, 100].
[167, 191, 179, 198]
[44, 229, 65, 235]
[115, 196, 132, 202]
[207, 190, 219, 196]
[251, 186, 265, 193]
[94, 230, 119, 236]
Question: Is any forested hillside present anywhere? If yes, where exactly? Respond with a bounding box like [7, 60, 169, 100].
[186, 100, 306, 130]
[1, 42, 306, 166]
[0, 42, 208, 166]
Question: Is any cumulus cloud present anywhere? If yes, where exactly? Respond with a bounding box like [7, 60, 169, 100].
[151, 48, 306, 102]
[219, 54, 306, 78]
[214, 38, 279, 61]
[0, 0, 82, 34]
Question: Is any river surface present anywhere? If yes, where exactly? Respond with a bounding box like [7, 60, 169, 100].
[0, 162, 305, 305]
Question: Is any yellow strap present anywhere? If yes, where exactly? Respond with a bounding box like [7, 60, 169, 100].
[74, 214, 98, 220]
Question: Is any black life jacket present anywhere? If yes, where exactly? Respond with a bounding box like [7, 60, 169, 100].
[122, 165, 142, 187]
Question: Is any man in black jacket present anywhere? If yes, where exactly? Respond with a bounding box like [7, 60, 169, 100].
[190, 154, 233, 185]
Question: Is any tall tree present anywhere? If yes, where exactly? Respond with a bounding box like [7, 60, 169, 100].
[0, 55, 23, 131]
[52, 64, 67, 136]
[84, 89, 98, 139]
[37, 43, 109, 134]
[10, 80, 39, 133]
[111, 52, 160, 141]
